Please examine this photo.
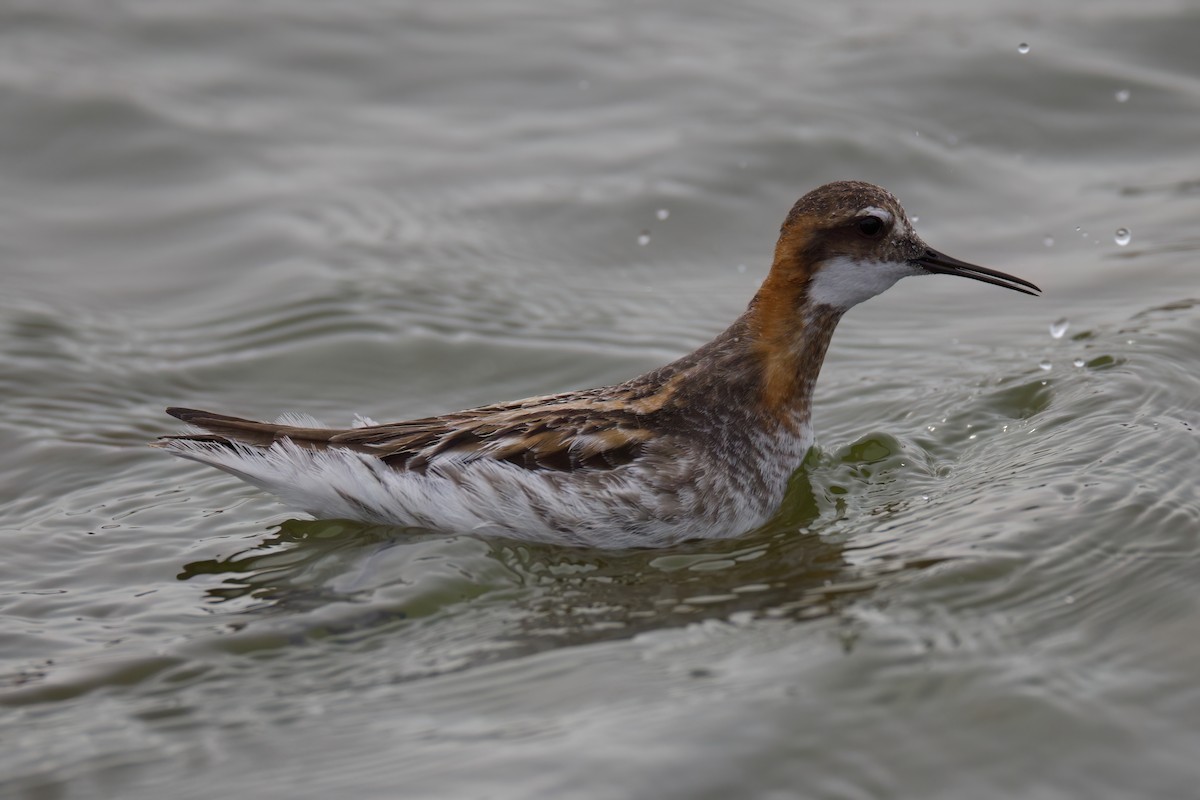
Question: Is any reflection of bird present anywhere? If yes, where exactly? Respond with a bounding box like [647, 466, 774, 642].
[158, 181, 1039, 548]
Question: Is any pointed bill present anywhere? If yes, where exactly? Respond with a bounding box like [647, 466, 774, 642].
[916, 248, 1041, 296]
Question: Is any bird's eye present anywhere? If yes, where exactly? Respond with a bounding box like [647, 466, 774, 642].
[857, 216, 885, 238]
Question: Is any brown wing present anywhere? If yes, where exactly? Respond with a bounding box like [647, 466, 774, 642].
[163, 393, 659, 474]
[337, 405, 655, 472]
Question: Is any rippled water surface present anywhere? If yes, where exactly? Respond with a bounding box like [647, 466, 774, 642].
[2, 2, 1199, 798]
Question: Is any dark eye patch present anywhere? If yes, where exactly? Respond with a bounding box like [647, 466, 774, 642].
[856, 216, 884, 238]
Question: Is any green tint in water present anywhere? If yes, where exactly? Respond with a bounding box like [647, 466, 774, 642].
[987, 378, 1056, 419]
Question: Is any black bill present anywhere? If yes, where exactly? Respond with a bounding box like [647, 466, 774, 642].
[916, 248, 1041, 296]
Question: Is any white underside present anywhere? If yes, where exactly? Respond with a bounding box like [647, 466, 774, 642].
[163, 426, 812, 548]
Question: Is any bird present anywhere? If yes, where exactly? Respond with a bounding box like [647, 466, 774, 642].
[157, 180, 1040, 548]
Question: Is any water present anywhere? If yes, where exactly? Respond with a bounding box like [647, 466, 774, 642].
[2, 2, 1199, 798]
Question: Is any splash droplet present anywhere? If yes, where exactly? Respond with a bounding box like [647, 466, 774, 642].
[1073, 358, 1085, 368]
[1114, 89, 1130, 103]
[1017, 42, 1030, 54]
[636, 231, 650, 246]
[656, 208, 670, 221]
[1049, 318, 1069, 339]
[1114, 228, 1131, 246]
[1038, 360, 1052, 371]
[1043, 235, 1055, 247]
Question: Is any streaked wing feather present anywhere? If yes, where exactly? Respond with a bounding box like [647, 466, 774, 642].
[336, 406, 655, 473]
[166, 381, 674, 474]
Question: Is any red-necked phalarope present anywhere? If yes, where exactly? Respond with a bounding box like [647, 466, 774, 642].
[158, 181, 1040, 548]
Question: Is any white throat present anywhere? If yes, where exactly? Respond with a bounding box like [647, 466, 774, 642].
[806, 256, 921, 310]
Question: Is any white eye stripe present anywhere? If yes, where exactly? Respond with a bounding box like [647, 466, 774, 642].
[859, 205, 912, 237]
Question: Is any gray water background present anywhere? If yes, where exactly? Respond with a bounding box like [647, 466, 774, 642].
[2, 2, 1199, 798]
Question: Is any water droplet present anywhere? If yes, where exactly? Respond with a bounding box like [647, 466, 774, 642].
[911, 215, 920, 223]
[636, 231, 650, 246]
[1064, 594, 1075, 605]
[1017, 42, 1030, 54]
[1049, 318, 1069, 339]
[914, 130, 921, 137]
[968, 434, 977, 440]
[1073, 358, 1085, 368]
[736, 263, 747, 274]
[1114, 89, 1130, 103]
[1043, 235, 1055, 247]
[656, 208, 669, 221]
[1075, 226, 1082, 232]
[926, 425, 937, 433]
[1038, 360, 1052, 371]
[1114, 227, 1131, 246]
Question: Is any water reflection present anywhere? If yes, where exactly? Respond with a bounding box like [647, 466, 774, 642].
[175, 458, 951, 665]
